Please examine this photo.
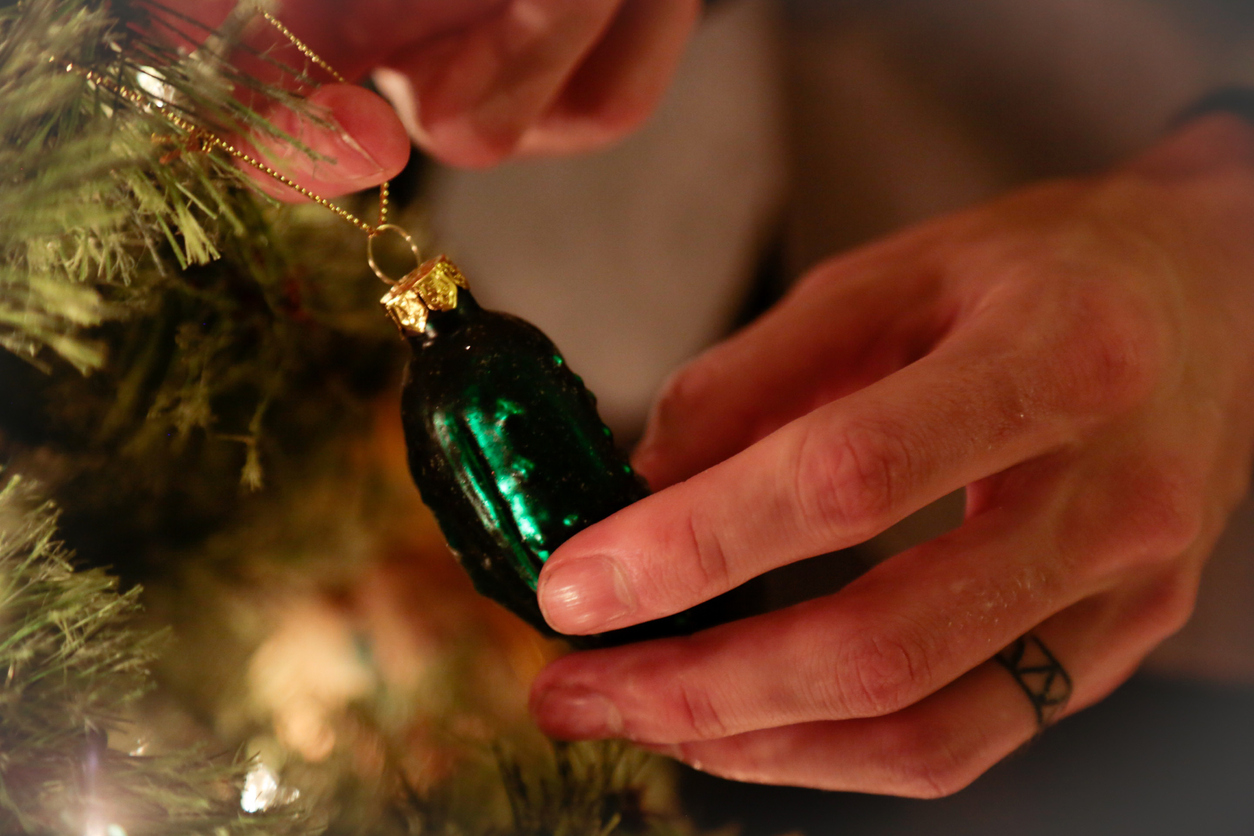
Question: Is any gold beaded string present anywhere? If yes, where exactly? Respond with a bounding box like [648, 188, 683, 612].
[255, 10, 346, 85]
[67, 8, 396, 246]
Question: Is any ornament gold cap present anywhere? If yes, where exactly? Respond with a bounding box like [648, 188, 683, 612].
[381, 255, 469, 335]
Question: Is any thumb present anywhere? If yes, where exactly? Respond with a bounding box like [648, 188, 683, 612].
[240, 83, 411, 202]
[142, 2, 411, 202]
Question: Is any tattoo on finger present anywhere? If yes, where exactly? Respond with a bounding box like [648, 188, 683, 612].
[995, 634, 1073, 732]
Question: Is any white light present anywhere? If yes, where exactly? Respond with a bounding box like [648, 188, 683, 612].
[134, 66, 173, 108]
[241, 763, 278, 813]
[83, 819, 125, 836]
[240, 762, 299, 813]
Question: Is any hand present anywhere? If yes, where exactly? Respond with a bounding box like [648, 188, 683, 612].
[528, 115, 1254, 795]
[157, 0, 700, 197]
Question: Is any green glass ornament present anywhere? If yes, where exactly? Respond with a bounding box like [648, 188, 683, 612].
[384, 257, 704, 646]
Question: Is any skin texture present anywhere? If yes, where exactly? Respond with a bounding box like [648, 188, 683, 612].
[528, 116, 1254, 795]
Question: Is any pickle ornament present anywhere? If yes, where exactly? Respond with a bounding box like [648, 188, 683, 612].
[382, 257, 705, 646]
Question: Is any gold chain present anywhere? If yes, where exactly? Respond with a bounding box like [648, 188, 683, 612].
[256, 10, 346, 84]
[69, 8, 393, 238]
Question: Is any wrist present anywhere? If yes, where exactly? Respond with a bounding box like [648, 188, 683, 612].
[1126, 95, 1254, 392]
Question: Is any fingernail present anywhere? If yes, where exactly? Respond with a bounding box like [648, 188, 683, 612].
[305, 112, 385, 181]
[266, 104, 384, 181]
[538, 555, 635, 633]
[533, 687, 623, 740]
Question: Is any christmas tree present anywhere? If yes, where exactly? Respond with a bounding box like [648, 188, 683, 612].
[0, 1, 713, 833]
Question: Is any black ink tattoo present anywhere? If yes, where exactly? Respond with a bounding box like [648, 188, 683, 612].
[995, 634, 1073, 731]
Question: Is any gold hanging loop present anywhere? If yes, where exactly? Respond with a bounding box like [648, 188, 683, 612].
[367, 223, 422, 286]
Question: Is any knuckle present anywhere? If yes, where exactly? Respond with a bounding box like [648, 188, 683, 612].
[1085, 458, 1205, 574]
[795, 420, 907, 539]
[425, 124, 518, 169]
[653, 364, 712, 432]
[837, 630, 930, 717]
[879, 721, 973, 799]
[581, 95, 654, 138]
[671, 676, 731, 741]
[1059, 456, 1204, 583]
[680, 512, 732, 595]
[1052, 284, 1162, 413]
[1122, 463, 1205, 559]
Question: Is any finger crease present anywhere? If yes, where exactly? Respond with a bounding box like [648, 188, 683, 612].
[686, 513, 731, 593]
[677, 677, 729, 740]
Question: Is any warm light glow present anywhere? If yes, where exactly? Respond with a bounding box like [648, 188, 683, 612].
[240, 762, 299, 813]
[247, 599, 375, 762]
[81, 814, 126, 836]
[134, 66, 173, 107]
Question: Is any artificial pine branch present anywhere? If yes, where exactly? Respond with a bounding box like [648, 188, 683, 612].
[1, 0, 401, 503]
[0, 3, 723, 834]
[495, 741, 669, 836]
[0, 0, 332, 371]
[0, 474, 305, 835]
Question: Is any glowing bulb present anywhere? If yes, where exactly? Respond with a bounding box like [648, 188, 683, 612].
[134, 66, 173, 107]
[240, 762, 299, 813]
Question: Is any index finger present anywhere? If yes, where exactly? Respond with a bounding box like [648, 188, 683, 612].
[537, 286, 1157, 635]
